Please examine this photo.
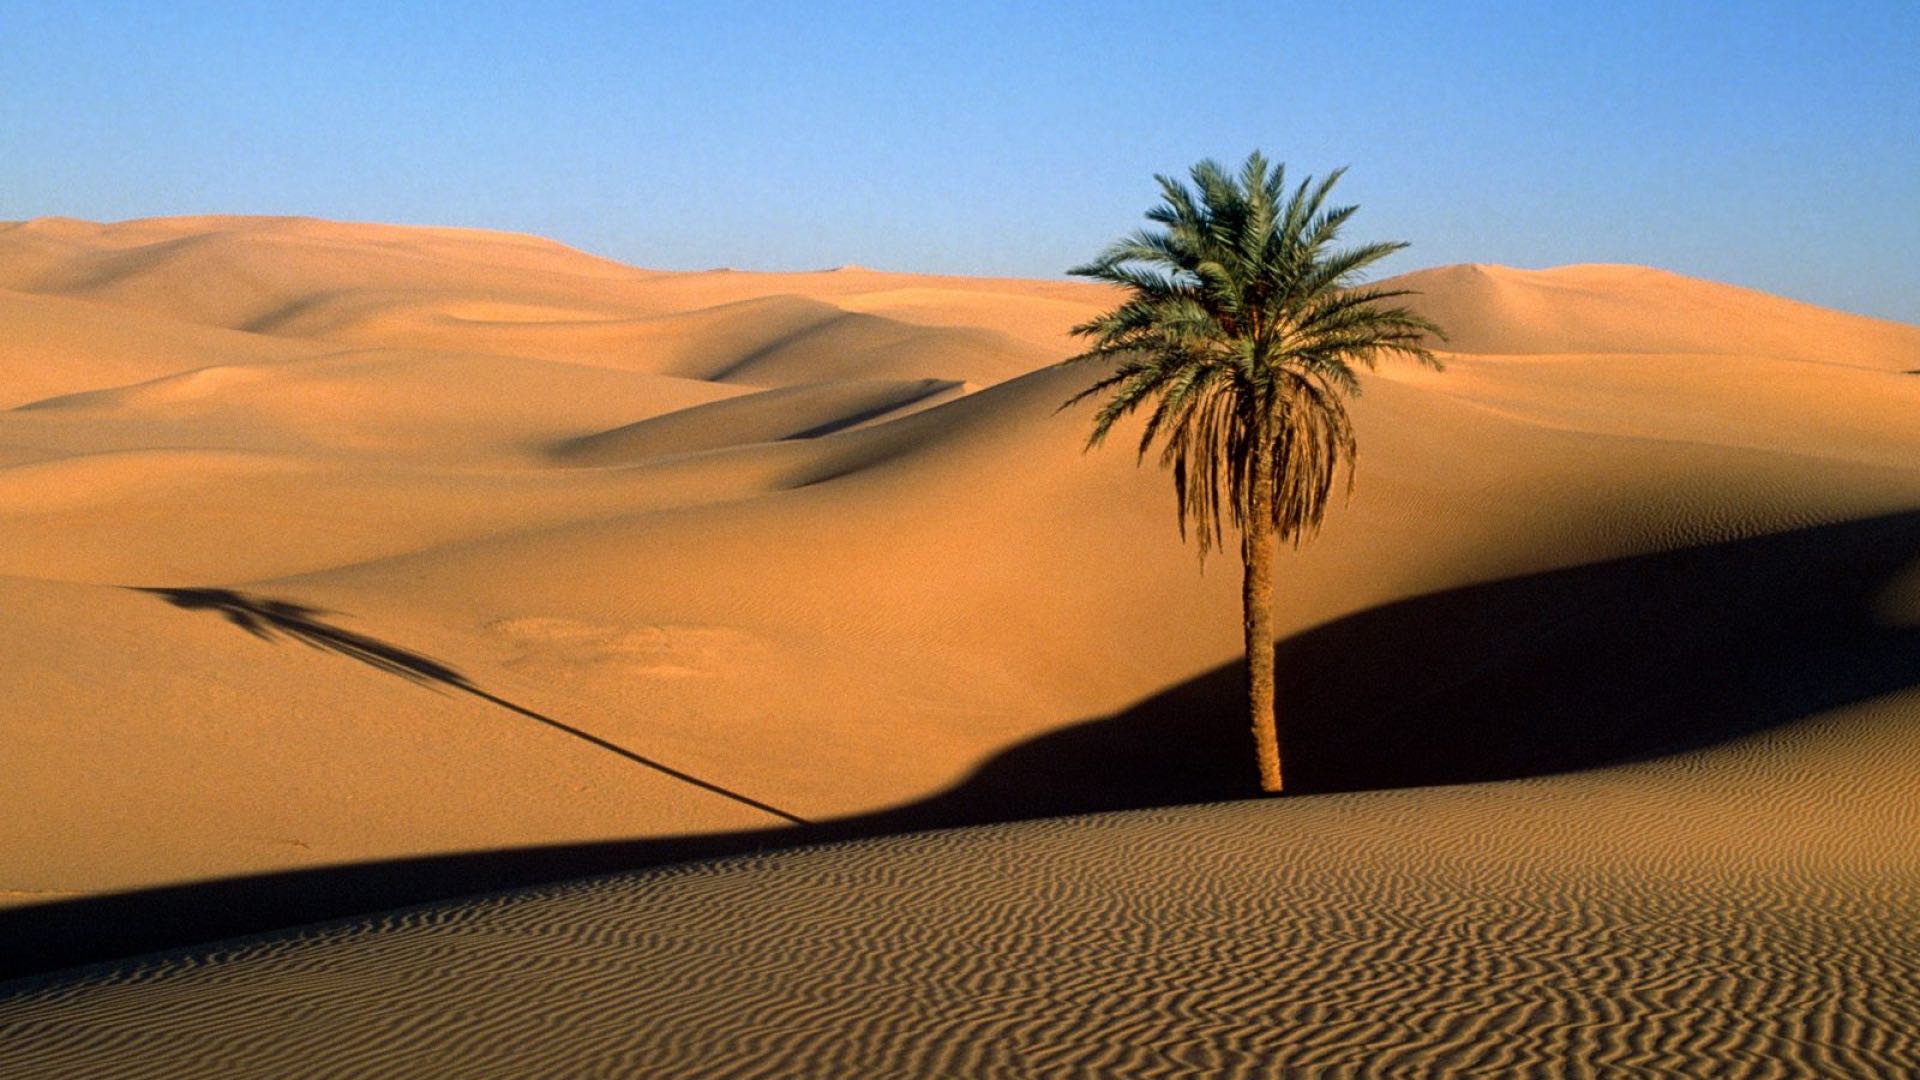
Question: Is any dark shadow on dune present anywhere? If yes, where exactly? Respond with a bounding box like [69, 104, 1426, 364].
[139, 589, 468, 685]
[5, 511, 1918, 985]
[700, 310, 867, 382]
[780, 380, 964, 440]
[985, 508, 1920, 798]
[135, 589, 808, 827]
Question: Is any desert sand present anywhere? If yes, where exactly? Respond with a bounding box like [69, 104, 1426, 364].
[1, 215, 1917, 1074]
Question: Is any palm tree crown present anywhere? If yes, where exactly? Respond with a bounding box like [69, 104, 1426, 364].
[1064, 152, 1443, 556]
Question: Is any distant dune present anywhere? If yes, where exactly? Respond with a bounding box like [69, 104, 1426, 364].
[2, 216, 1917, 1074]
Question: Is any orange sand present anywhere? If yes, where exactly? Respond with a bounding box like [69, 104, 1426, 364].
[2, 216, 1918, 1073]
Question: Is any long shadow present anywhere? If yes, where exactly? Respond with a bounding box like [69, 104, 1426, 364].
[134, 589, 807, 826]
[781, 379, 965, 440]
[971, 508, 1920, 799]
[5, 511, 1918, 985]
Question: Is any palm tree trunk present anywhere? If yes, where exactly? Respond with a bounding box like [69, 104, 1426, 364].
[1243, 446, 1283, 793]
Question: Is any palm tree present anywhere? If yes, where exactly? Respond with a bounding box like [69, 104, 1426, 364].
[1063, 152, 1443, 793]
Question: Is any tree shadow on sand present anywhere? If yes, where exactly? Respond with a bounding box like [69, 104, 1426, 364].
[5, 510, 1918, 984]
[137, 589, 470, 685]
[136, 588, 808, 826]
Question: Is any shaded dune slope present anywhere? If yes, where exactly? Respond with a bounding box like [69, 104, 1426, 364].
[4, 521, 1917, 1071]
[2, 216, 1920, 1072]
[4, 508, 1916, 987]
[554, 377, 968, 465]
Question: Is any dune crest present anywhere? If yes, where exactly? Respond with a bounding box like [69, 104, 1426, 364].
[1394, 261, 1920, 365]
[1, 215, 1918, 1071]
[0, 212, 1914, 888]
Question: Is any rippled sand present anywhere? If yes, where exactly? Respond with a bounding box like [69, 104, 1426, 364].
[2, 216, 1918, 1074]
[6, 688, 1919, 1076]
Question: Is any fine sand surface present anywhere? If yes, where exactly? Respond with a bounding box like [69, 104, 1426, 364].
[2, 216, 1918, 1074]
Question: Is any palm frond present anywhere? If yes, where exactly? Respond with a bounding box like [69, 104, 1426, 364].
[1063, 152, 1446, 554]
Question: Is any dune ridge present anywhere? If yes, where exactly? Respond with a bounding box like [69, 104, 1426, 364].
[1, 215, 1917, 1073]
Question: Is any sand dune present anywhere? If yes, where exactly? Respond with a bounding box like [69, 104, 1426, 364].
[1394, 262, 1920, 367]
[554, 377, 968, 465]
[13, 348, 742, 458]
[0, 287, 318, 410]
[7, 694, 1919, 1075]
[1, 215, 1917, 1073]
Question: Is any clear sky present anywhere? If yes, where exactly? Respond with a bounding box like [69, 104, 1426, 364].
[4, 1, 1917, 322]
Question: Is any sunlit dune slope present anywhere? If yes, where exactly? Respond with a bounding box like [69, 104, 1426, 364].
[1395, 261, 1920, 367]
[0, 213, 1916, 913]
[0, 288, 318, 411]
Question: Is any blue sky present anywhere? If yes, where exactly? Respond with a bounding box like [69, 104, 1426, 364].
[4, 1, 1916, 322]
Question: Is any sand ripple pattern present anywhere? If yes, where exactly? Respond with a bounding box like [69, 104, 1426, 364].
[5, 697, 1920, 1077]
